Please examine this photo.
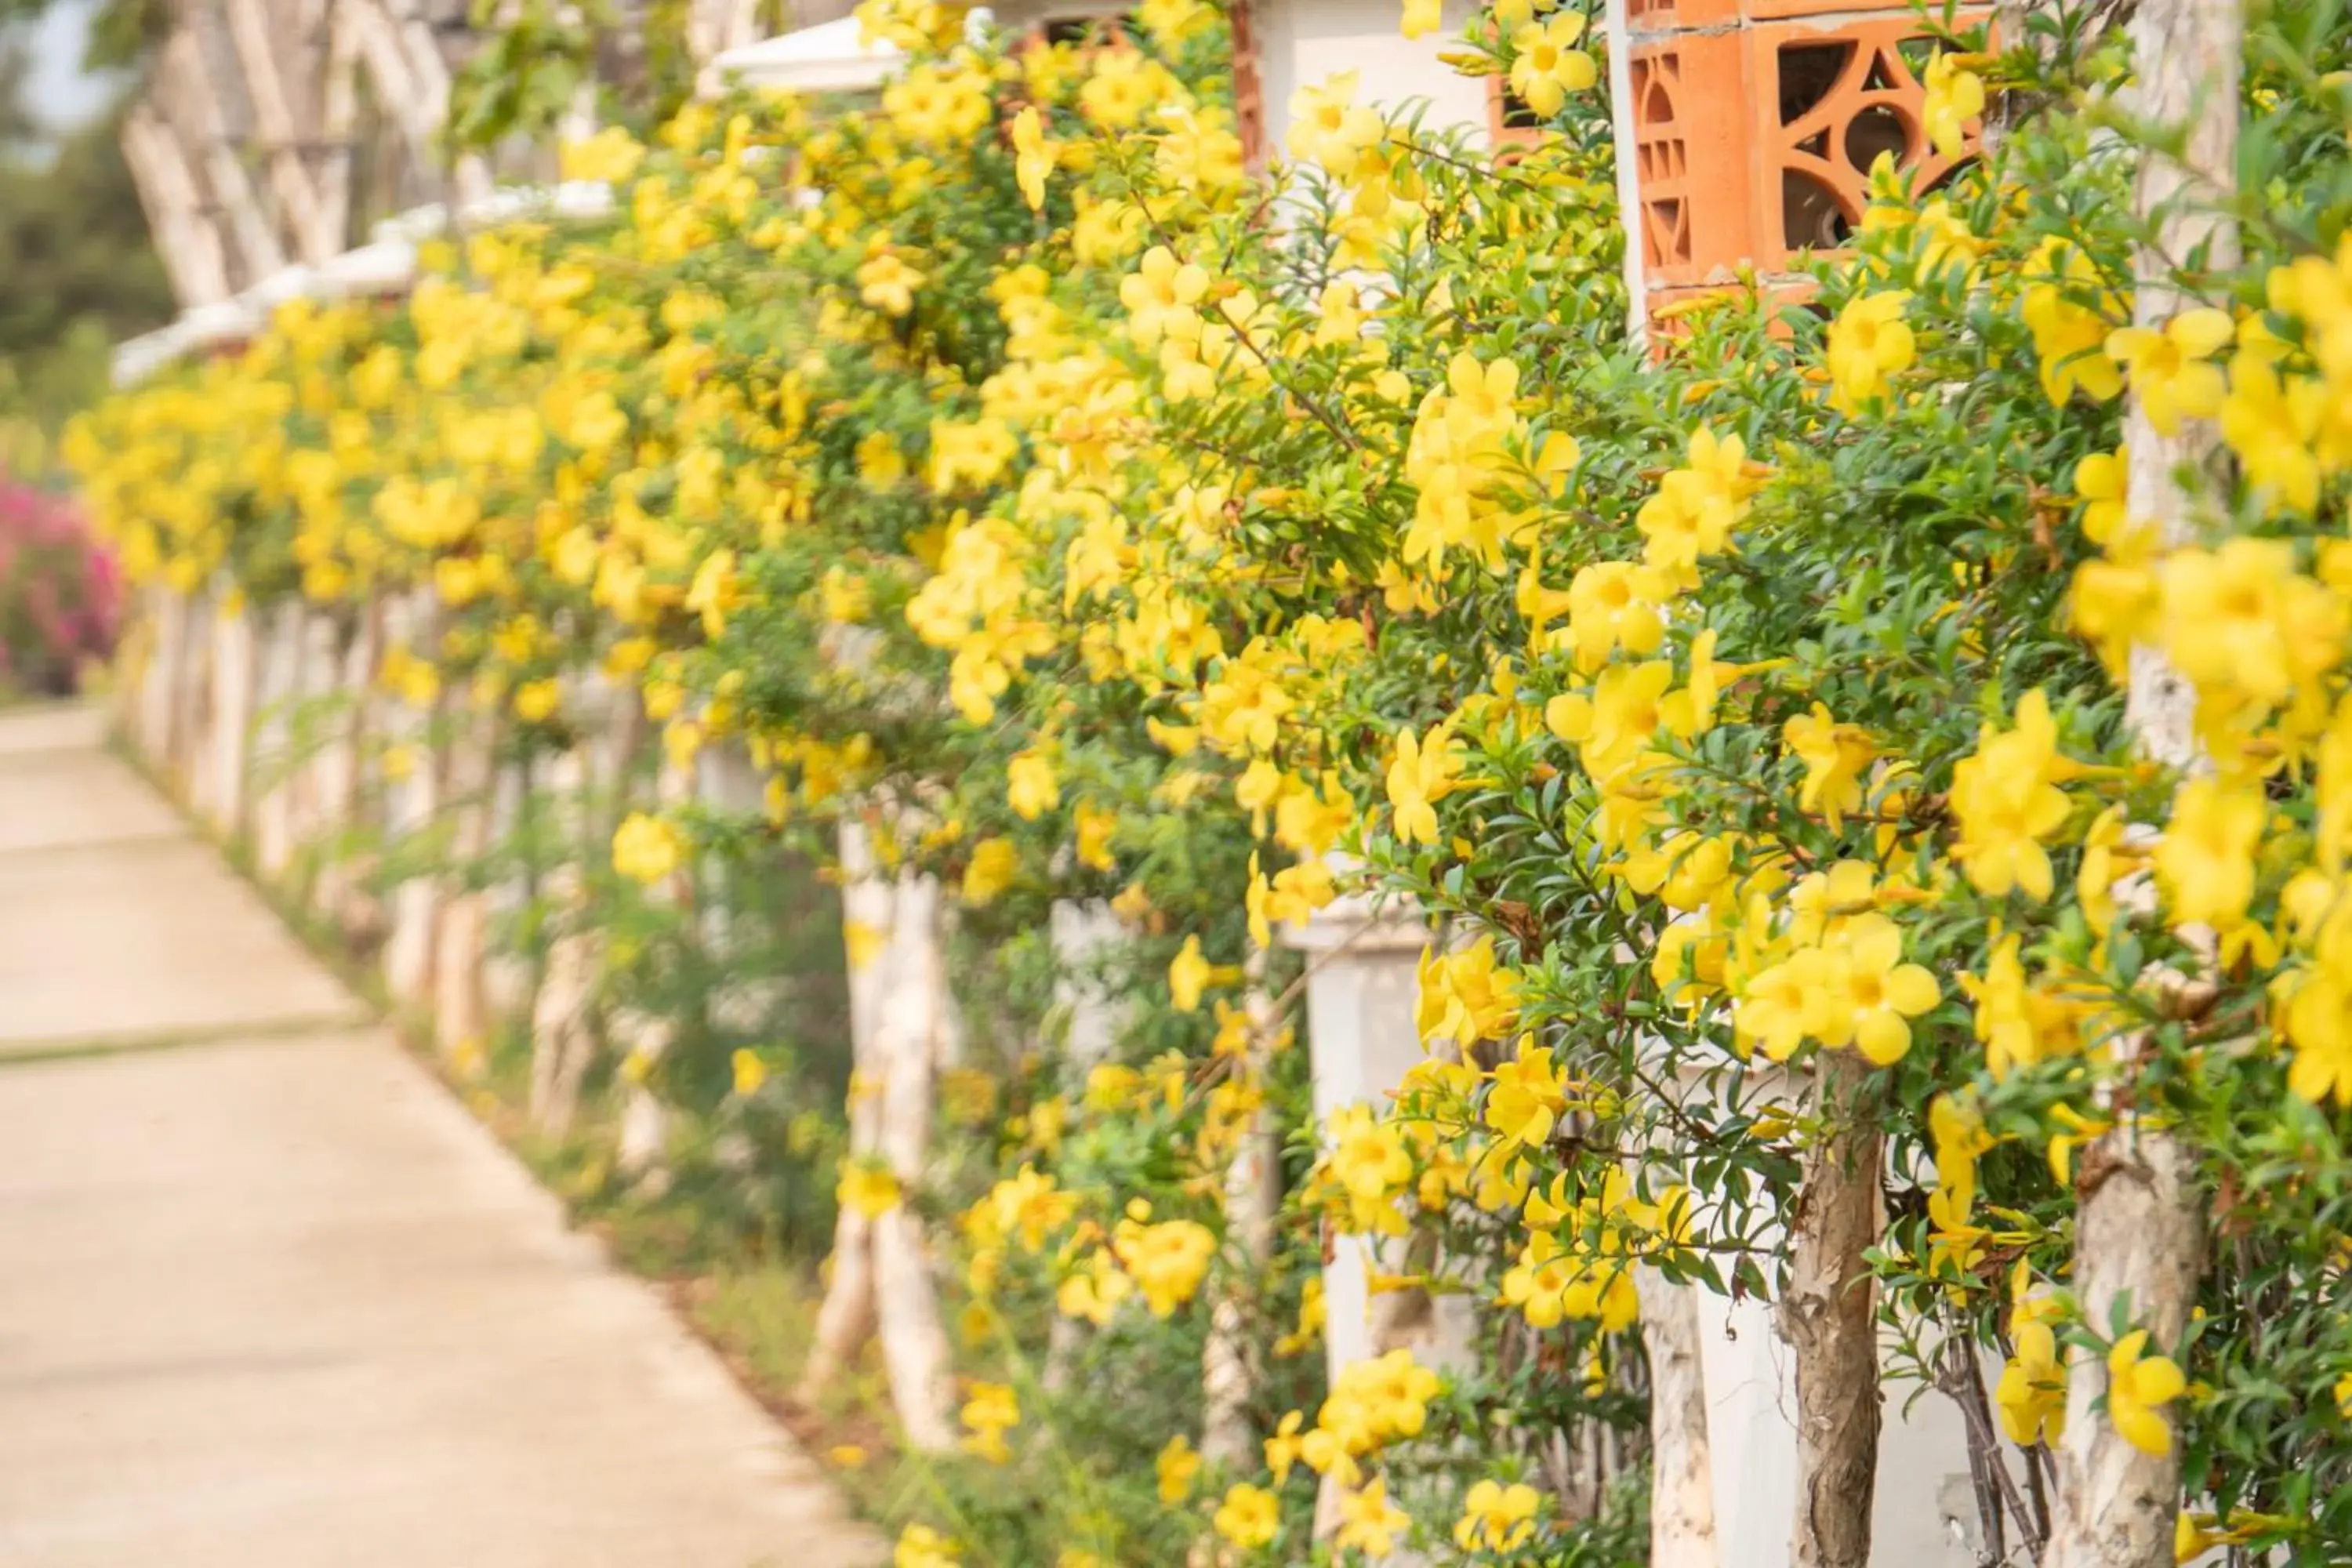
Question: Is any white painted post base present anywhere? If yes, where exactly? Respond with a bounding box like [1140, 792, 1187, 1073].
[1686, 1062, 1984, 1568]
[1049, 898, 1128, 1071]
[308, 605, 380, 932]
[380, 593, 443, 1007]
[202, 597, 257, 839]
[1285, 889, 1479, 1385]
[481, 760, 534, 1025]
[251, 602, 305, 882]
[615, 737, 699, 1181]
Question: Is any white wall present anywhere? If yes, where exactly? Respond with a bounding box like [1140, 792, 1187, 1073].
[1257, 0, 1493, 163]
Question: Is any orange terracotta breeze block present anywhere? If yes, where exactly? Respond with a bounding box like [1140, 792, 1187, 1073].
[1625, 0, 1987, 318]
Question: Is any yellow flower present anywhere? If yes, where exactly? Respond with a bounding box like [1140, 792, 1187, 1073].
[2104, 308, 2234, 435]
[1007, 750, 1059, 821]
[1386, 722, 1463, 845]
[1783, 703, 1876, 828]
[1115, 1216, 1218, 1316]
[1169, 934, 1216, 1011]
[1921, 52, 1984, 160]
[963, 837, 1019, 906]
[512, 678, 561, 724]
[730, 1048, 767, 1098]
[612, 811, 685, 885]
[1074, 801, 1117, 871]
[2158, 536, 2343, 710]
[2155, 779, 2266, 931]
[1119, 245, 1207, 349]
[1454, 1478, 1541, 1552]
[1214, 1483, 1281, 1548]
[1485, 1035, 1569, 1148]
[1399, 0, 1440, 38]
[1949, 688, 2078, 902]
[1996, 1317, 2067, 1447]
[1011, 106, 1056, 212]
[1417, 937, 1521, 1046]
[2022, 241, 2126, 406]
[959, 1381, 1019, 1463]
[2220, 354, 2324, 513]
[895, 1523, 959, 1568]
[2072, 447, 2129, 543]
[2105, 1329, 2187, 1457]
[827, 1443, 868, 1468]
[1824, 290, 1915, 415]
[1326, 1103, 1414, 1235]
[1335, 1478, 1411, 1557]
[1961, 934, 2090, 1077]
[837, 1160, 902, 1218]
[1287, 72, 1383, 180]
[1820, 914, 1940, 1064]
[1056, 1247, 1134, 1325]
[858, 249, 925, 318]
[1156, 1434, 1201, 1503]
[1264, 1410, 1307, 1482]
[1508, 14, 1595, 118]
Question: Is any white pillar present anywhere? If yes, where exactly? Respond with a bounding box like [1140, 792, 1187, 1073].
[480, 757, 534, 1023]
[1686, 1062, 1984, 1568]
[251, 601, 304, 880]
[1283, 888, 1477, 1383]
[381, 590, 442, 1004]
[202, 590, 257, 838]
[1049, 899, 1127, 1070]
[697, 738, 782, 1035]
[136, 584, 184, 774]
[615, 724, 698, 1178]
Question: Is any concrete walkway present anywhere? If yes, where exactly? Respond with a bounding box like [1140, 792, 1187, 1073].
[0, 706, 884, 1568]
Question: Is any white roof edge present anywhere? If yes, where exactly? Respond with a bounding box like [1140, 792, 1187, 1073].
[114, 180, 618, 389]
[705, 16, 903, 95]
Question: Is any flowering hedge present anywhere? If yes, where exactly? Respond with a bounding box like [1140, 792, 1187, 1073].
[0, 473, 118, 697]
[65, 0, 2352, 1562]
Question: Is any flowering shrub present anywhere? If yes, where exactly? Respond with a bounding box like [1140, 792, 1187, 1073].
[63, 0, 2352, 1561]
[0, 473, 118, 696]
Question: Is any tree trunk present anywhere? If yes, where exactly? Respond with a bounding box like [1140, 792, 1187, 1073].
[800, 815, 958, 1454]
[869, 866, 955, 1450]
[1635, 1266, 1721, 1568]
[433, 705, 503, 1069]
[2045, 1, 2234, 1564]
[528, 746, 599, 1137]
[1779, 1050, 1882, 1568]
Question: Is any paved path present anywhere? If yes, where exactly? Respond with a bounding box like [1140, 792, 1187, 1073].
[0, 706, 883, 1568]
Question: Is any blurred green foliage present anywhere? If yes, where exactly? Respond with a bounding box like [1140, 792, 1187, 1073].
[0, 31, 172, 464]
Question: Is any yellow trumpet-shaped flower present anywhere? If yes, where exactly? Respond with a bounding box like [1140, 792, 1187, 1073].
[1824, 290, 1915, 415]
[1010, 106, 1055, 212]
[2104, 1329, 2187, 1457]
[1386, 721, 1463, 845]
[1454, 1478, 1542, 1553]
[2104, 308, 2234, 435]
[1996, 1316, 2067, 1447]
[1213, 1483, 1280, 1548]
[1921, 52, 1985, 160]
[1508, 15, 1595, 118]
[612, 811, 685, 885]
